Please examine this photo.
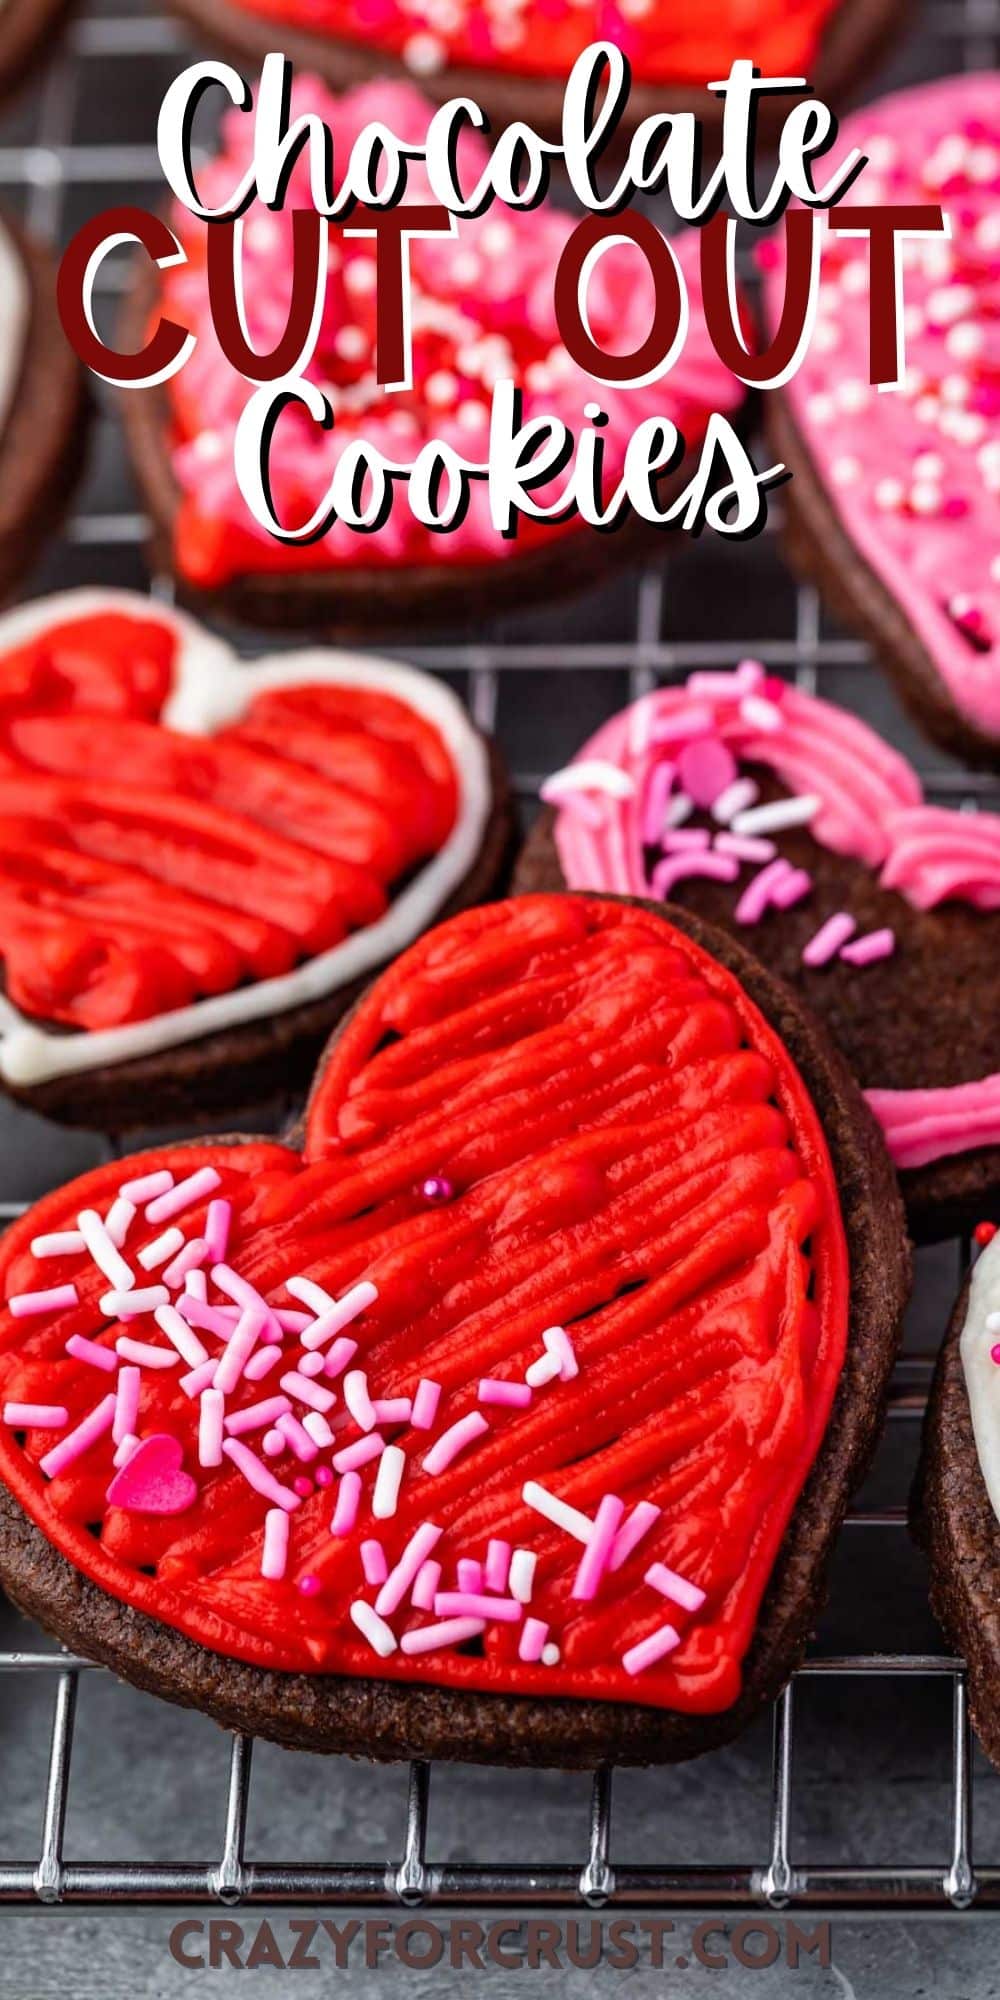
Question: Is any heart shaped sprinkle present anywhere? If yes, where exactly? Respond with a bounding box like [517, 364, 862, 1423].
[105, 1434, 198, 1517]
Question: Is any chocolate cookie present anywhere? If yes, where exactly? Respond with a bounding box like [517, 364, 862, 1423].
[0, 0, 74, 104]
[0, 588, 513, 1131]
[0, 892, 908, 1764]
[914, 1229, 1000, 1773]
[516, 665, 1000, 1242]
[0, 210, 88, 604]
[765, 73, 1000, 770]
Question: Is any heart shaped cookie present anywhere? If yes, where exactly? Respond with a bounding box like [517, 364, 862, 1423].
[0, 893, 907, 1765]
[0, 589, 509, 1130]
[767, 73, 1000, 769]
[518, 664, 1000, 1241]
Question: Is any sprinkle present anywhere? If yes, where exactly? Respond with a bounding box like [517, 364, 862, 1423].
[411, 1559, 442, 1611]
[651, 850, 740, 899]
[276, 1412, 318, 1463]
[40, 1394, 115, 1479]
[362, 1538, 388, 1586]
[421, 1176, 453, 1204]
[840, 927, 896, 966]
[281, 1370, 336, 1415]
[162, 1238, 209, 1290]
[641, 760, 675, 844]
[645, 1562, 707, 1613]
[177, 1297, 235, 1339]
[525, 1350, 562, 1389]
[299, 1353, 326, 1379]
[244, 1345, 284, 1382]
[261, 1509, 289, 1581]
[485, 1538, 512, 1594]
[987, 1311, 1000, 1333]
[661, 827, 711, 852]
[104, 1198, 136, 1248]
[802, 911, 857, 968]
[285, 1273, 337, 1317]
[458, 1558, 483, 1592]
[372, 1443, 406, 1519]
[343, 1370, 378, 1431]
[180, 1359, 218, 1398]
[663, 791, 693, 830]
[199, 1388, 225, 1468]
[3, 1402, 67, 1429]
[676, 737, 737, 809]
[262, 1429, 285, 1457]
[541, 759, 636, 805]
[113, 1433, 139, 1468]
[609, 1501, 661, 1571]
[622, 1622, 683, 1676]
[225, 1395, 292, 1437]
[542, 1325, 578, 1381]
[479, 1378, 532, 1408]
[293, 1477, 314, 1501]
[371, 1397, 412, 1425]
[572, 1494, 626, 1602]
[330, 1472, 362, 1536]
[302, 1411, 335, 1449]
[770, 866, 813, 911]
[138, 1227, 185, 1272]
[651, 703, 715, 745]
[203, 1200, 231, 1264]
[212, 1265, 278, 1337]
[730, 794, 820, 837]
[275, 1310, 314, 1336]
[411, 1379, 441, 1429]
[333, 1433, 385, 1474]
[522, 1481, 593, 1544]
[509, 1549, 537, 1603]
[185, 1269, 208, 1303]
[519, 1617, 549, 1663]
[991, 1343, 1000, 1365]
[734, 858, 798, 927]
[214, 1305, 268, 1395]
[712, 777, 759, 825]
[146, 1167, 221, 1226]
[116, 1336, 178, 1371]
[154, 1304, 209, 1369]
[315, 1466, 333, 1489]
[740, 693, 784, 733]
[65, 1333, 118, 1372]
[9, 1284, 79, 1319]
[222, 1439, 300, 1512]
[422, 1412, 489, 1476]
[375, 1522, 444, 1618]
[300, 1281, 379, 1351]
[30, 1232, 85, 1260]
[541, 1643, 560, 1667]
[434, 1592, 522, 1622]
[714, 832, 777, 865]
[120, 1170, 174, 1205]
[102, 1287, 169, 1320]
[350, 1600, 397, 1658]
[400, 1617, 485, 1656]
[322, 1337, 359, 1380]
[77, 1210, 135, 1292]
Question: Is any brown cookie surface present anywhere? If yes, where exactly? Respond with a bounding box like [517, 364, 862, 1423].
[0, 0, 74, 104]
[0, 897, 909, 1766]
[0, 213, 89, 605]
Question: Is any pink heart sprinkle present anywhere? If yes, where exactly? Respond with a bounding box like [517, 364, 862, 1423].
[105, 1433, 197, 1516]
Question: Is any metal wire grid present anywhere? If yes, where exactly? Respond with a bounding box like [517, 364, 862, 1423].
[0, 0, 994, 1918]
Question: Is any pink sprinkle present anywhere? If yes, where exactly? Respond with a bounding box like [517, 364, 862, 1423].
[10, 1284, 79, 1319]
[299, 1353, 326, 1379]
[609, 1501, 661, 1572]
[276, 1412, 318, 1463]
[273, 1309, 313, 1334]
[225, 1395, 292, 1437]
[299, 1281, 378, 1351]
[199, 1387, 225, 1468]
[518, 1616, 549, 1663]
[154, 1304, 209, 1370]
[992, 1344, 1000, 1366]
[434, 1592, 522, 1622]
[213, 1305, 268, 1395]
[572, 1494, 626, 1602]
[641, 759, 676, 845]
[375, 1521, 444, 1618]
[458, 1558, 483, 1592]
[371, 1397, 412, 1425]
[400, 1617, 486, 1656]
[212, 1264, 279, 1338]
[146, 1166, 221, 1226]
[343, 1370, 378, 1432]
[651, 850, 740, 898]
[120, 1169, 174, 1205]
[162, 1238, 208, 1289]
[222, 1438, 300, 1512]
[714, 831, 777, 864]
[280, 1370, 336, 1415]
[646, 1561, 707, 1614]
[840, 927, 896, 966]
[39, 1394, 115, 1479]
[677, 736, 737, 810]
[180, 1359, 218, 1399]
[802, 911, 857, 968]
[177, 1296, 236, 1339]
[184, 1269, 208, 1303]
[244, 1345, 284, 1382]
[203, 1200, 231, 1265]
[322, 1337, 359, 1380]
[712, 775, 760, 825]
[478, 1378, 532, 1408]
[333, 1432, 385, 1474]
[302, 1411, 335, 1450]
[261, 1509, 289, 1581]
[734, 858, 796, 926]
[661, 827, 711, 853]
[316, 1466, 333, 1488]
[411, 1558, 442, 1611]
[651, 702, 715, 745]
[622, 1622, 683, 1676]
[770, 866, 812, 910]
[411, 1379, 441, 1429]
[105, 1197, 136, 1248]
[330, 1471, 362, 1535]
[3, 1402, 68, 1429]
[362, 1539, 388, 1586]
[422, 1411, 490, 1477]
[297, 1573, 321, 1597]
[485, 1538, 511, 1593]
[65, 1334, 118, 1373]
[262, 1429, 285, 1458]
[112, 1366, 141, 1445]
[115, 1337, 179, 1370]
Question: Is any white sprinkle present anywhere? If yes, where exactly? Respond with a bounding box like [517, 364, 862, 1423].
[104, 1198, 137, 1249]
[154, 1304, 209, 1369]
[509, 1549, 537, 1604]
[199, 1388, 225, 1468]
[30, 1231, 85, 1260]
[350, 1600, 397, 1657]
[712, 777, 759, 826]
[344, 1370, 378, 1432]
[541, 760, 636, 806]
[285, 1273, 337, 1317]
[740, 694, 784, 733]
[730, 794, 820, 838]
[302, 1410, 335, 1449]
[119, 1170, 174, 1206]
[145, 1166, 221, 1227]
[300, 1281, 379, 1351]
[525, 1350, 562, 1389]
[372, 1444, 406, 1520]
[522, 1480, 593, 1544]
[138, 1227, 185, 1272]
[261, 1509, 289, 1582]
[78, 1210, 135, 1293]
[101, 1286, 169, 1319]
[541, 1643, 561, 1667]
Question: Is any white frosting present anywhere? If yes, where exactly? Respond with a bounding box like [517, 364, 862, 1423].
[0, 215, 29, 435]
[0, 589, 493, 1087]
[960, 1235, 1000, 1522]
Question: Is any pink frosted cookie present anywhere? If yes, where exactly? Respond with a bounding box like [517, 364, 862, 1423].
[516, 661, 1000, 1241]
[120, 77, 748, 635]
[767, 73, 1000, 768]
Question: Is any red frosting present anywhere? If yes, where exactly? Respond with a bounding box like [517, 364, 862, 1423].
[0, 609, 456, 1031]
[0, 896, 848, 1712]
[229, 0, 840, 84]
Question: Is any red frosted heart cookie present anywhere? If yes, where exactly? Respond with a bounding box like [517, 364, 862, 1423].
[0, 894, 907, 1764]
[517, 663, 1000, 1240]
[0, 589, 509, 1129]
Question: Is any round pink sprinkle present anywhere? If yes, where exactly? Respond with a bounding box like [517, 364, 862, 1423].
[315, 1465, 334, 1488]
[421, 1176, 454, 1204]
[293, 1475, 314, 1498]
[297, 1574, 321, 1596]
[991, 1343, 1000, 1365]
[262, 1428, 285, 1458]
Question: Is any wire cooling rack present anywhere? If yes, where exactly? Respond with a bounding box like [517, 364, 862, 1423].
[0, 0, 997, 1921]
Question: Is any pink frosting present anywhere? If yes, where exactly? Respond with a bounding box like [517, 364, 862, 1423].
[765, 73, 1000, 744]
[164, 78, 744, 575]
[866, 1076, 1000, 1172]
